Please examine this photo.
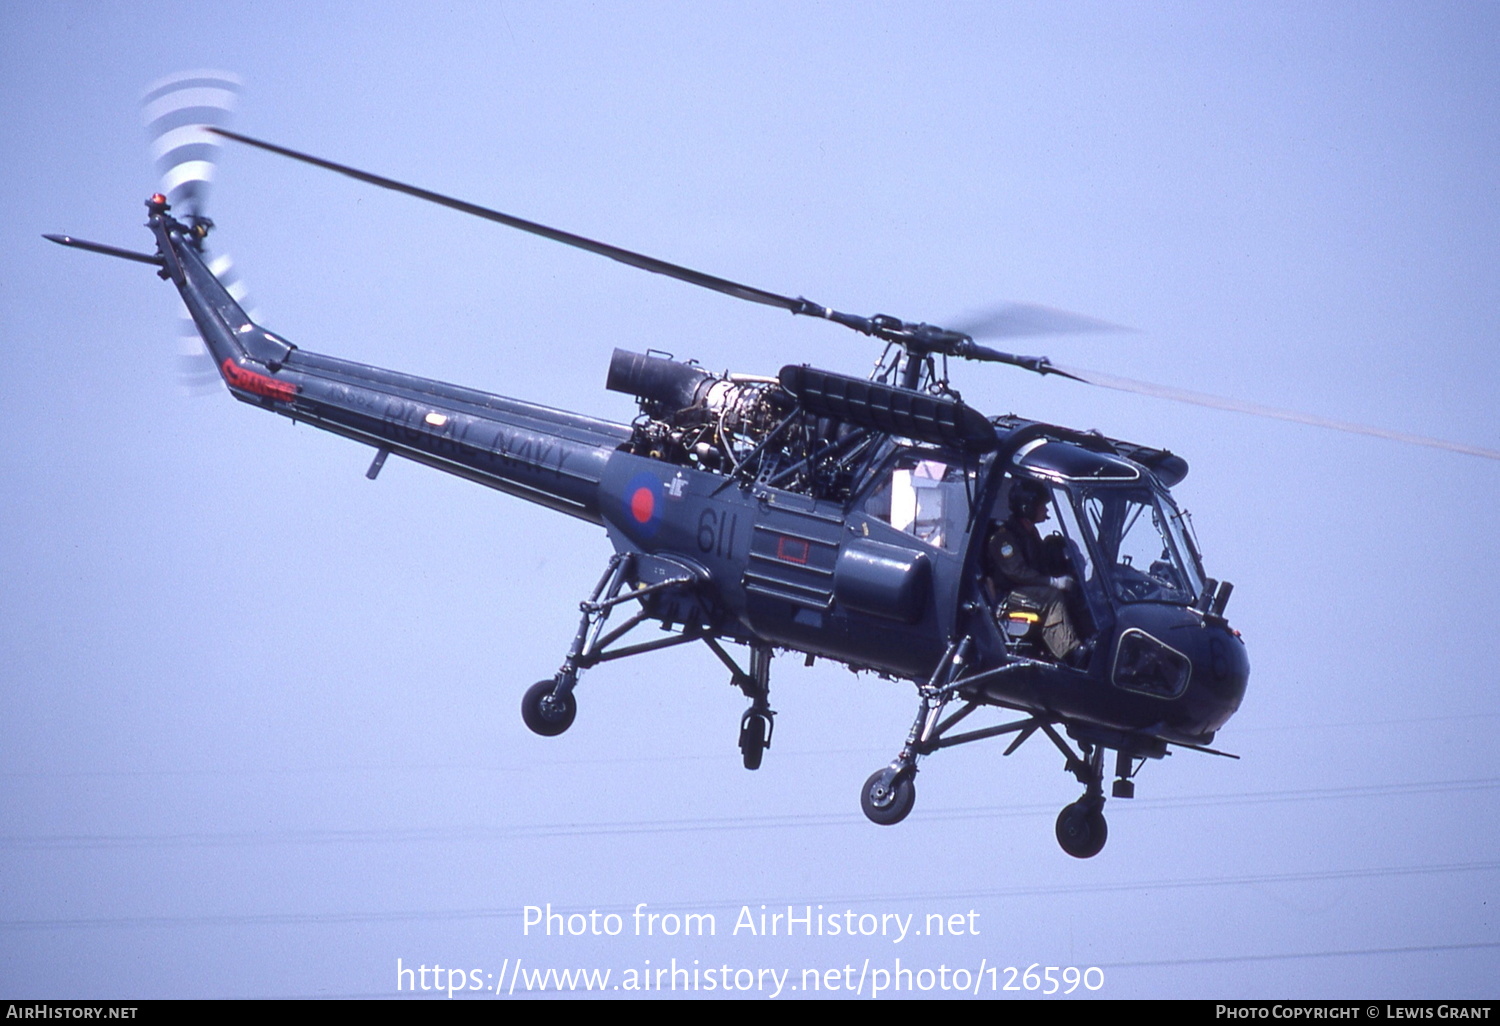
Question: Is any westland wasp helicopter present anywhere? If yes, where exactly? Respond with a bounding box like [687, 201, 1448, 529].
[47, 74, 1500, 857]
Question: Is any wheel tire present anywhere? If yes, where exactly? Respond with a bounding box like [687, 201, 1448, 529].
[739, 712, 768, 771]
[860, 767, 916, 826]
[1055, 801, 1108, 858]
[521, 679, 576, 737]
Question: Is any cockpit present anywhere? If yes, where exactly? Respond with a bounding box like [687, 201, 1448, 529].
[1006, 439, 1207, 610]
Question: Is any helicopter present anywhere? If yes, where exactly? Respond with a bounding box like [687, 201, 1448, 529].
[46, 74, 1498, 858]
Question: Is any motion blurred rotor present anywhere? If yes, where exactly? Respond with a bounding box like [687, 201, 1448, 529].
[142, 71, 258, 390]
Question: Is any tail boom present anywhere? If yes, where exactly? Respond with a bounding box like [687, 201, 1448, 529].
[152, 201, 629, 522]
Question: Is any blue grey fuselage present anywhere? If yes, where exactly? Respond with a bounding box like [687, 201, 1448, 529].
[157, 207, 1246, 743]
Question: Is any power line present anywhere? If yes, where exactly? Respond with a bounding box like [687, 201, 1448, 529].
[3, 777, 1495, 851]
[3, 714, 1497, 780]
[3, 859, 1497, 932]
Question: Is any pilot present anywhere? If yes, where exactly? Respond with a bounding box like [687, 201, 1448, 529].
[986, 478, 1085, 664]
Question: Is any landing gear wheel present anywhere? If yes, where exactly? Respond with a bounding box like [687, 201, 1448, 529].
[738, 711, 770, 770]
[860, 768, 916, 826]
[1055, 801, 1108, 858]
[521, 679, 576, 737]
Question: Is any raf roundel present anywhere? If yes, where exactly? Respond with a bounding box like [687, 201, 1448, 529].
[631, 485, 654, 523]
[624, 472, 663, 538]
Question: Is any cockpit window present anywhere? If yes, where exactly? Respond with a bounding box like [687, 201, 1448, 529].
[865, 453, 970, 551]
[1077, 487, 1203, 604]
[1047, 484, 1096, 588]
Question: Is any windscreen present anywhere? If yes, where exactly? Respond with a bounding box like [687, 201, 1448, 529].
[1073, 486, 1204, 604]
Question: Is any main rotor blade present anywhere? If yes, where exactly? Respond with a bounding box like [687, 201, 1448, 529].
[208, 129, 1128, 363]
[210, 127, 838, 320]
[949, 341, 1091, 382]
[209, 127, 1493, 465]
[949, 302, 1131, 340]
[1054, 362, 1500, 461]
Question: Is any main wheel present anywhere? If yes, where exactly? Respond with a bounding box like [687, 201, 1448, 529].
[738, 711, 771, 770]
[1055, 800, 1108, 858]
[521, 679, 576, 737]
[860, 767, 916, 826]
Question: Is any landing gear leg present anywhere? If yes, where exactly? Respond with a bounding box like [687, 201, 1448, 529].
[859, 637, 973, 827]
[735, 643, 775, 770]
[860, 696, 927, 826]
[705, 639, 775, 770]
[522, 552, 720, 740]
[522, 555, 632, 738]
[1054, 740, 1108, 859]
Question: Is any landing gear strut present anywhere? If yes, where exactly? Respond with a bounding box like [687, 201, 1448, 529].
[1050, 739, 1157, 857]
[521, 553, 697, 739]
[524, 555, 779, 770]
[1053, 733, 1110, 859]
[707, 639, 774, 770]
[858, 636, 971, 826]
[856, 636, 1180, 857]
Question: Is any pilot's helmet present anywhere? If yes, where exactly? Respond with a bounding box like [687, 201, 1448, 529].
[1007, 478, 1049, 518]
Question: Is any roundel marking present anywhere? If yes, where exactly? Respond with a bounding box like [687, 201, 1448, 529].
[631, 486, 655, 524]
[623, 471, 664, 538]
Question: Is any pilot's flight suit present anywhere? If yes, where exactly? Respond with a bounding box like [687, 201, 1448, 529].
[987, 516, 1079, 661]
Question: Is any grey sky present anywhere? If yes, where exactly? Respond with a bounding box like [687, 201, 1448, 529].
[2, 1, 1497, 999]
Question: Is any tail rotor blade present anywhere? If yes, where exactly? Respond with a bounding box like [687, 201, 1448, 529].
[141, 70, 241, 219]
[205, 251, 258, 318]
[142, 71, 256, 396]
[176, 314, 220, 395]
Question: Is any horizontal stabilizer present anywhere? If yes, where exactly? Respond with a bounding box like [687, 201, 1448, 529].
[43, 234, 163, 267]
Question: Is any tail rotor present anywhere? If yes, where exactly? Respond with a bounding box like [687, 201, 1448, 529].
[141, 70, 240, 224]
[142, 71, 257, 391]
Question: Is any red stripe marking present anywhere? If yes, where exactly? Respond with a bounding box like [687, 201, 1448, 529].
[221, 359, 297, 402]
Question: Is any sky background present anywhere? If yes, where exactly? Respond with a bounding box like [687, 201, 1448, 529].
[2, 0, 1497, 1000]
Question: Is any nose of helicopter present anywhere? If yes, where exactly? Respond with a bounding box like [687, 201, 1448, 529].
[1108, 602, 1249, 739]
